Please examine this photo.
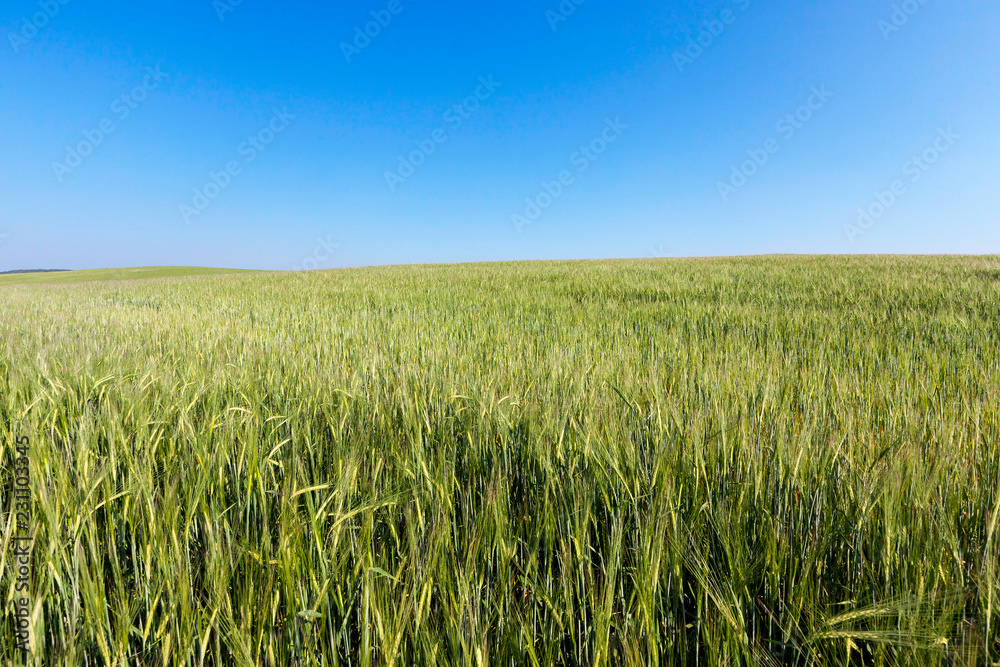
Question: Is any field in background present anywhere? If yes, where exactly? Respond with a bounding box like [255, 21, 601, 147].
[1, 256, 999, 665]
[0, 266, 255, 286]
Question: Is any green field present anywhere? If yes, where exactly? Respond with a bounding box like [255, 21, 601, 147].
[0, 266, 255, 286]
[2, 256, 999, 665]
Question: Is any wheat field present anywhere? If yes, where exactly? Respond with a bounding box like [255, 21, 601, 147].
[1, 256, 999, 665]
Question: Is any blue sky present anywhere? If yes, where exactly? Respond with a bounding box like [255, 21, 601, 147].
[0, 0, 997, 271]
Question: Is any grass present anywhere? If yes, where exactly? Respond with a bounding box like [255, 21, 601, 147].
[1, 255, 999, 665]
[0, 266, 256, 286]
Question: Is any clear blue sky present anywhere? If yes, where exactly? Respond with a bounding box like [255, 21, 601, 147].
[1, 0, 997, 271]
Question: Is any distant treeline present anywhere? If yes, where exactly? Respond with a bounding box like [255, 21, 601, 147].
[0, 269, 70, 275]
